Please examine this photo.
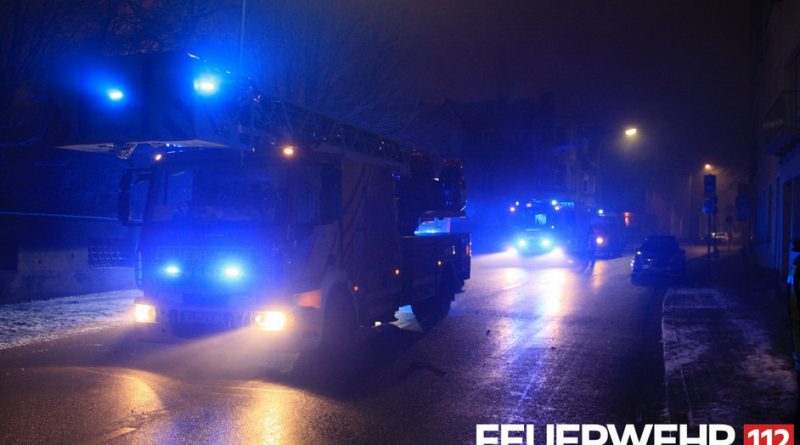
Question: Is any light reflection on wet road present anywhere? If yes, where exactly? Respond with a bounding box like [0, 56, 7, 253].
[0, 250, 666, 444]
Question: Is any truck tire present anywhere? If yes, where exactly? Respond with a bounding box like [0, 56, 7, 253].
[412, 269, 454, 330]
[291, 291, 357, 383]
[321, 291, 357, 352]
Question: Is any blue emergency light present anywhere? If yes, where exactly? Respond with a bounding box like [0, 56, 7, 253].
[106, 88, 125, 101]
[163, 263, 182, 278]
[193, 74, 220, 96]
[221, 263, 243, 280]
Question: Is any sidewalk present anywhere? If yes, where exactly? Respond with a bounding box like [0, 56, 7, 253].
[661, 252, 797, 425]
[0, 289, 139, 350]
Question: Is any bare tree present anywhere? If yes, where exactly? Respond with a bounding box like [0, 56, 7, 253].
[244, 0, 422, 139]
[1, 0, 423, 147]
[102, 0, 240, 55]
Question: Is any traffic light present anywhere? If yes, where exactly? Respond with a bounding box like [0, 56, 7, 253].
[703, 174, 716, 199]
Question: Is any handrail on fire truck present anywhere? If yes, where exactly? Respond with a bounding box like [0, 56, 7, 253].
[252, 99, 412, 169]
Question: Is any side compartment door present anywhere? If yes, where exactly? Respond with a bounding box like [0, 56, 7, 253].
[340, 161, 401, 319]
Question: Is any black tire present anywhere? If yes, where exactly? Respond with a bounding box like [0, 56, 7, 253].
[291, 293, 358, 385]
[412, 270, 454, 330]
[320, 291, 357, 353]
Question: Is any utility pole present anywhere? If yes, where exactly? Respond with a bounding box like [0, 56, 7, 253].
[239, 0, 248, 72]
[707, 210, 712, 267]
[703, 174, 716, 272]
[687, 173, 694, 240]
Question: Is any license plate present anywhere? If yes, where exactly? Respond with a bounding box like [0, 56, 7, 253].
[180, 311, 226, 326]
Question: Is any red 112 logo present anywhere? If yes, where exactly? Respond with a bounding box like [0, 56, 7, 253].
[744, 425, 793, 445]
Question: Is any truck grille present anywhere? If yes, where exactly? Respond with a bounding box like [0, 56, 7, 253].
[155, 246, 254, 278]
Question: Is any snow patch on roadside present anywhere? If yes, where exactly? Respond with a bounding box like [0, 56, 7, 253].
[731, 316, 796, 396]
[0, 289, 140, 350]
[661, 286, 796, 424]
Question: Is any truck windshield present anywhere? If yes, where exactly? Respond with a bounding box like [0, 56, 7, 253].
[511, 205, 556, 229]
[148, 162, 288, 224]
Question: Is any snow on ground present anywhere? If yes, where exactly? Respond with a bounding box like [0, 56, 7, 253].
[662, 287, 796, 424]
[0, 290, 140, 350]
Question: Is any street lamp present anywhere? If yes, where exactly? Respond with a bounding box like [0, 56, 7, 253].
[685, 163, 717, 243]
[624, 127, 638, 137]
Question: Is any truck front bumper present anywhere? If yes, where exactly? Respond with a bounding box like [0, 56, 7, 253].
[132, 299, 323, 352]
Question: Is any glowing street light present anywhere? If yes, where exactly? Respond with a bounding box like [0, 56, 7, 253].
[624, 127, 638, 137]
[704, 163, 713, 171]
[281, 145, 296, 158]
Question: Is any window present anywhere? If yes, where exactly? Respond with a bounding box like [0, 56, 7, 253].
[756, 186, 772, 242]
[151, 163, 288, 224]
[554, 168, 565, 187]
[88, 237, 131, 268]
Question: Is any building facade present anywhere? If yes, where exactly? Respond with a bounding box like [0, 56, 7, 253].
[420, 96, 600, 208]
[752, 0, 800, 273]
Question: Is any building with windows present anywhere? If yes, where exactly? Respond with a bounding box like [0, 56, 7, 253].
[418, 95, 600, 209]
[752, 0, 800, 273]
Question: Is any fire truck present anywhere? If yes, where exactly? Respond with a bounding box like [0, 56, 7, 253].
[590, 211, 626, 258]
[53, 52, 470, 351]
[506, 199, 593, 256]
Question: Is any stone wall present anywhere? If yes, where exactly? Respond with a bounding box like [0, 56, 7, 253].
[0, 214, 138, 303]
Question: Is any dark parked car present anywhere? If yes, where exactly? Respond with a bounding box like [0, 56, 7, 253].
[787, 240, 800, 372]
[631, 235, 686, 283]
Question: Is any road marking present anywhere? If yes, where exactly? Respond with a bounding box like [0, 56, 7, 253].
[88, 427, 136, 444]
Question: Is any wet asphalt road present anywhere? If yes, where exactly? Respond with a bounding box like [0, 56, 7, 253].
[0, 250, 669, 444]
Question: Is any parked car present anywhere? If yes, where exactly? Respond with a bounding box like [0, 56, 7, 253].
[786, 240, 800, 371]
[631, 235, 686, 283]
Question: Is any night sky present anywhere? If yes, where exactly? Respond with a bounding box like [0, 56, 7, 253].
[0, 1, 755, 216]
[397, 0, 753, 176]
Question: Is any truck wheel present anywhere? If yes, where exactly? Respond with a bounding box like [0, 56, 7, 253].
[412, 270, 454, 330]
[291, 292, 357, 383]
[321, 292, 357, 352]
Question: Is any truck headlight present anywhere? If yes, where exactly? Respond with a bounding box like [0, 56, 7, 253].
[540, 238, 552, 248]
[517, 239, 528, 248]
[253, 311, 288, 332]
[221, 263, 244, 281]
[134, 303, 157, 323]
[163, 263, 181, 278]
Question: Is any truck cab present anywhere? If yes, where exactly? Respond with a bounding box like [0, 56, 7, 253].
[47, 52, 471, 351]
[126, 142, 469, 351]
[507, 199, 591, 256]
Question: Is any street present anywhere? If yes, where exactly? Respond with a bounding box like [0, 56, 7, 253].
[0, 251, 673, 444]
[2, 2, 798, 443]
